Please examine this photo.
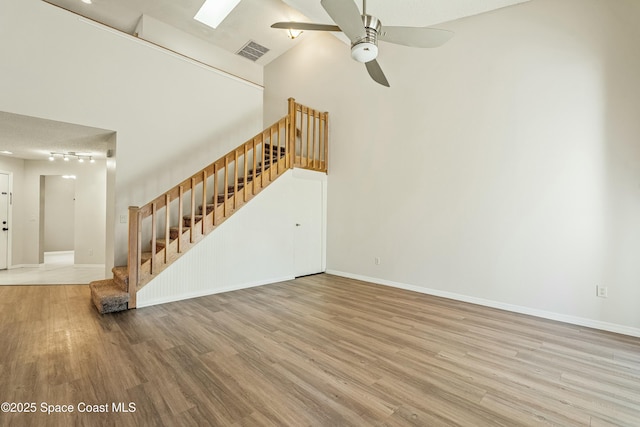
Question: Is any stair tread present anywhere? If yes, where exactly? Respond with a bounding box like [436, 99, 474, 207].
[155, 238, 174, 247]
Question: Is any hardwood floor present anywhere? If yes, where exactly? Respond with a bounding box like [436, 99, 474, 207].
[1, 274, 639, 426]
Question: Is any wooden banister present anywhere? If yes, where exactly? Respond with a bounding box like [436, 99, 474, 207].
[127, 99, 328, 303]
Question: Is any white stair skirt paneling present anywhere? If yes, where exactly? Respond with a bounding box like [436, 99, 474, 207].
[137, 169, 327, 307]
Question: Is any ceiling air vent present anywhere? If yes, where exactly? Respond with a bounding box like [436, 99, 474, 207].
[236, 41, 269, 62]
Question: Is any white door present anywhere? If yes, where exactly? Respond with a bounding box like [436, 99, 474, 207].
[0, 173, 9, 270]
[293, 177, 324, 277]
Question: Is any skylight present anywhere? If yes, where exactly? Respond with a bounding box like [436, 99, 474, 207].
[194, 0, 241, 29]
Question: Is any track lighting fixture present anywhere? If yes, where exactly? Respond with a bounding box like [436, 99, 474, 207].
[48, 151, 98, 163]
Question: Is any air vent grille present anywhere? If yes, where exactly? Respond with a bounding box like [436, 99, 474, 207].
[236, 41, 269, 62]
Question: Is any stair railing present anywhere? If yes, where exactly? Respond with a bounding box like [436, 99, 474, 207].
[127, 98, 328, 308]
[288, 98, 329, 172]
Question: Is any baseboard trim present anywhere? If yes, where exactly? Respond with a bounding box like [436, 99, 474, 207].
[45, 250, 74, 255]
[326, 270, 640, 339]
[136, 275, 296, 308]
[8, 264, 42, 269]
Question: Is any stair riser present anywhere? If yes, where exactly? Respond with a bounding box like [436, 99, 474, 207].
[183, 215, 203, 228]
[112, 266, 129, 292]
[89, 279, 129, 314]
[169, 227, 190, 240]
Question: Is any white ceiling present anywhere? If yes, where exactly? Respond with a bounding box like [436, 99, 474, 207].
[44, 0, 530, 65]
[4, 0, 530, 161]
[0, 112, 114, 161]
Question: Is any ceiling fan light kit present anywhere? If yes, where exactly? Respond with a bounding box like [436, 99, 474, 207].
[351, 15, 380, 63]
[271, 0, 454, 87]
[351, 42, 377, 63]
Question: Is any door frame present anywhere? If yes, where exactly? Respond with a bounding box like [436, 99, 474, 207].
[292, 168, 327, 277]
[0, 171, 13, 269]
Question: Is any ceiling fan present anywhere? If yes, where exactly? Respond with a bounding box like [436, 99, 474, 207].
[271, 0, 454, 87]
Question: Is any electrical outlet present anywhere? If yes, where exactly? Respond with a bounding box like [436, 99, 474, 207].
[596, 285, 608, 298]
[120, 215, 127, 224]
[88, 249, 93, 256]
[374, 257, 381, 265]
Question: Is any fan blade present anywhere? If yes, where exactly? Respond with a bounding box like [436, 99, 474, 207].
[379, 26, 453, 48]
[271, 22, 341, 32]
[365, 60, 390, 87]
[321, 0, 366, 43]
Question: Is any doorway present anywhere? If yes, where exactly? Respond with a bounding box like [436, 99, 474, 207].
[40, 175, 76, 264]
[293, 172, 327, 277]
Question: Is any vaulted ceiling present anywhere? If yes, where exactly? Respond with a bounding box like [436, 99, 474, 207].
[44, 0, 530, 66]
[1, 0, 530, 161]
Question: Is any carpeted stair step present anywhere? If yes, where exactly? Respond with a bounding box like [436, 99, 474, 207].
[90, 279, 129, 314]
[169, 226, 190, 240]
[219, 183, 243, 196]
[199, 204, 222, 215]
[237, 175, 254, 184]
[183, 215, 203, 228]
[152, 238, 176, 253]
[155, 238, 167, 251]
[141, 252, 153, 263]
[263, 143, 286, 156]
[112, 266, 128, 291]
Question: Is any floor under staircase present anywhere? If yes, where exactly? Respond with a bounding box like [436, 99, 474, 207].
[90, 144, 287, 314]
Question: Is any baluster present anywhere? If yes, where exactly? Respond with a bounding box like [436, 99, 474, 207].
[260, 132, 265, 184]
[285, 117, 290, 169]
[270, 126, 276, 180]
[178, 186, 183, 253]
[164, 193, 170, 263]
[151, 202, 157, 274]
[190, 177, 196, 243]
[243, 143, 248, 202]
[234, 149, 239, 210]
[213, 163, 219, 226]
[305, 108, 311, 167]
[287, 98, 296, 169]
[312, 111, 317, 169]
[276, 123, 281, 174]
[252, 137, 257, 194]
[324, 112, 329, 172]
[224, 156, 229, 217]
[202, 170, 207, 234]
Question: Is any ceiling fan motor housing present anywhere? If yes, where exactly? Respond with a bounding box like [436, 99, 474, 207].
[351, 14, 381, 63]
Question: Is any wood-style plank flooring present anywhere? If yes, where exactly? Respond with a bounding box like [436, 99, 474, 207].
[1, 274, 639, 426]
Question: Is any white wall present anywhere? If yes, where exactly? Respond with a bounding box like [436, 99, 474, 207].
[137, 170, 327, 307]
[43, 176, 75, 252]
[0, 0, 263, 268]
[264, 0, 640, 335]
[136, 15, 263, 86]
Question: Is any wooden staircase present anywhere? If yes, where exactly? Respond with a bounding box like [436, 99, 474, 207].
[90, 99, 328, 314]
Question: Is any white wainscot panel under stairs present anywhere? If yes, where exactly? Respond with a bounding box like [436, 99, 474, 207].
[136, 169, 327, 307]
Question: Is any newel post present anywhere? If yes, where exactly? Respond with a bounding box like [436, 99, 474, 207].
[127, 206, 141, 309]
[324, 110, 329, 174]
[288, 97, 296, 169]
